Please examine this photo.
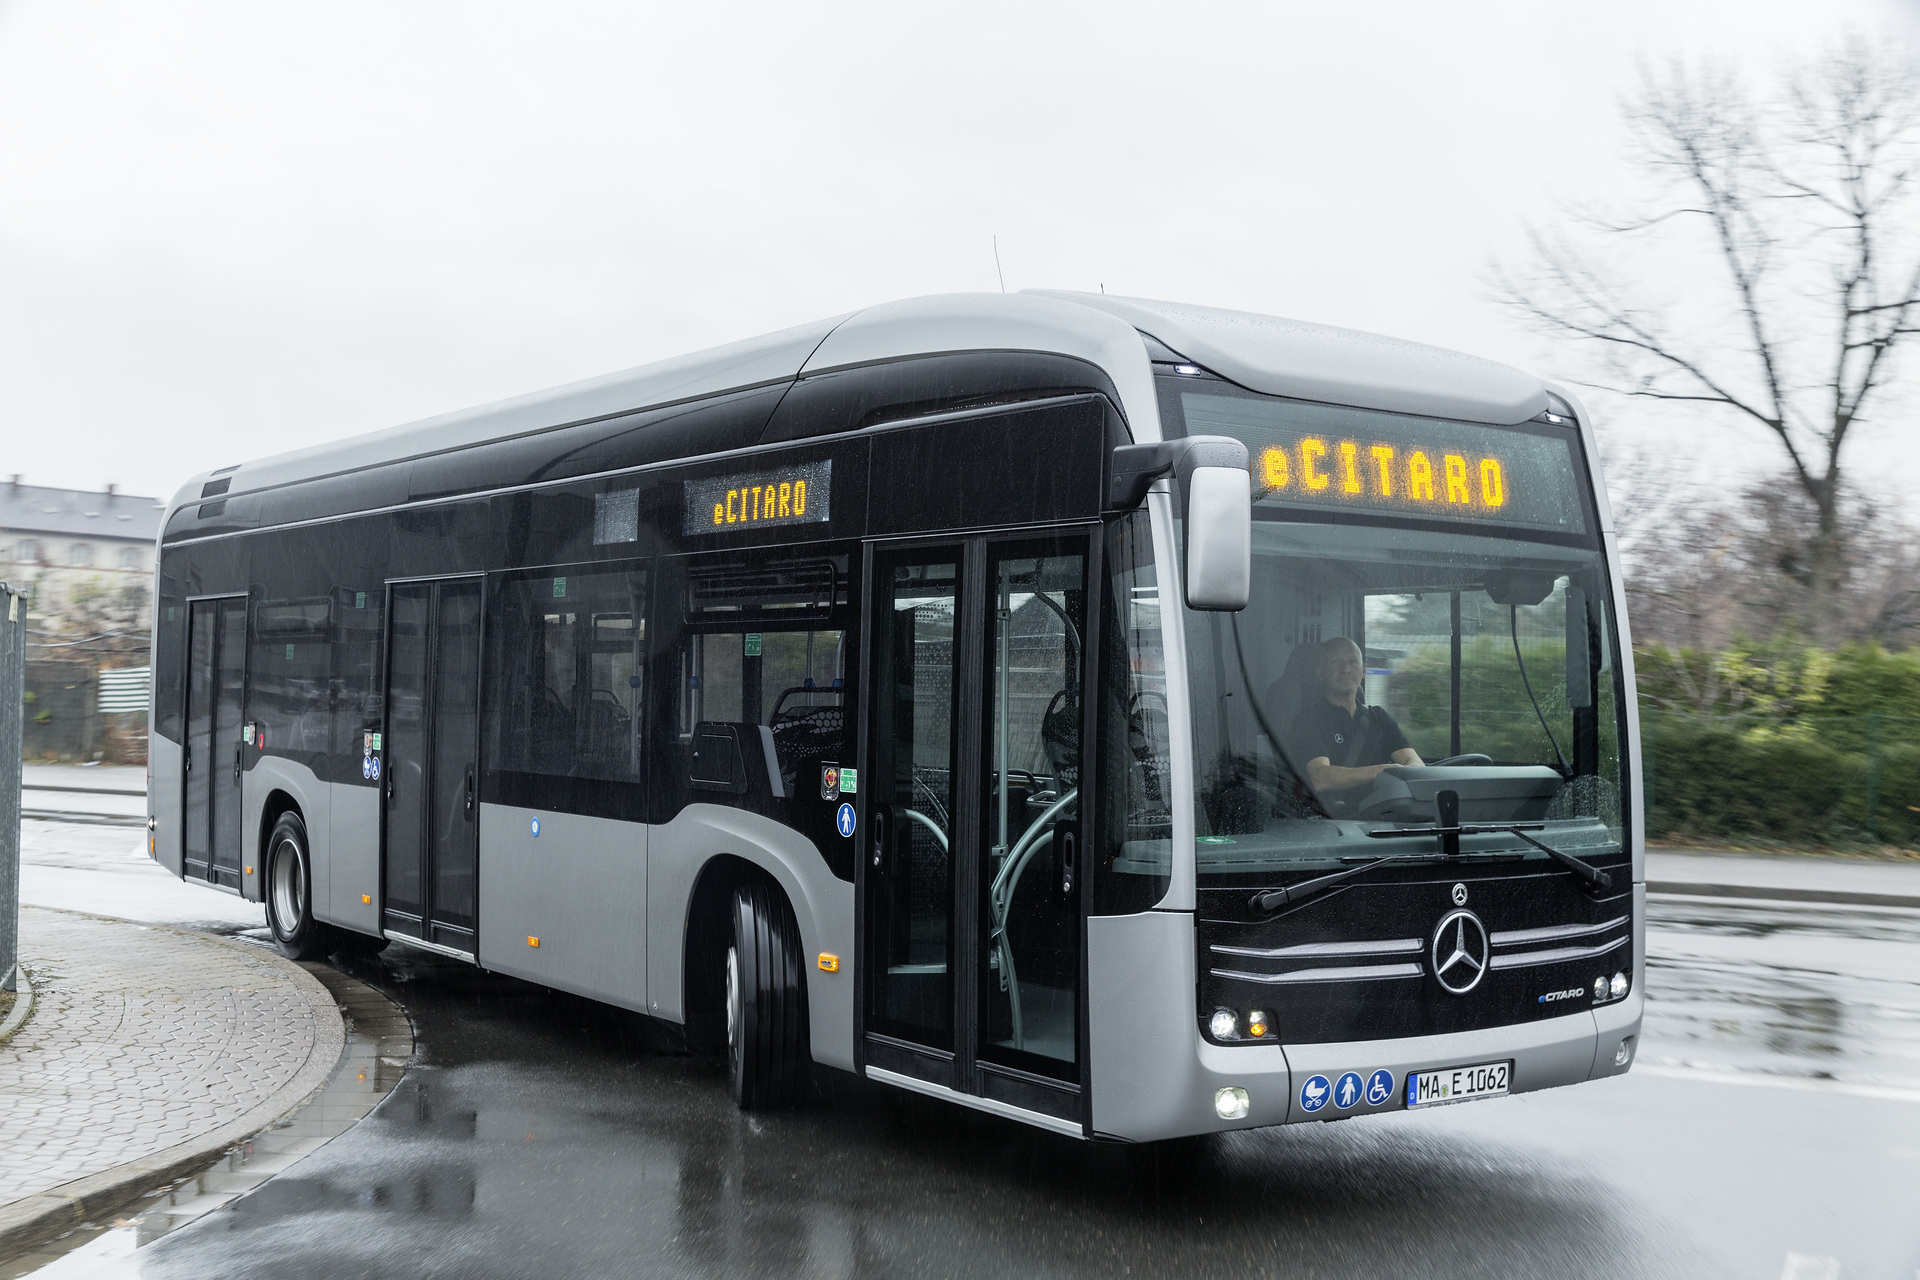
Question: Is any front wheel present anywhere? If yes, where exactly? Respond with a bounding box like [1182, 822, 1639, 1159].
[265, 812, 331, 960]
[726, 884, 811, 1109]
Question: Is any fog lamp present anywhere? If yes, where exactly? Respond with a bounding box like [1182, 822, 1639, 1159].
[1609, 971, 1629, 1000]
[1209, 1008, 1238, 1040]
[1246, 1010, 1269, 1038]
[1613, 1036, 1634, 1067]
[1592, 975, 1608, 1001]
[1215, 1086, 1250, 1119]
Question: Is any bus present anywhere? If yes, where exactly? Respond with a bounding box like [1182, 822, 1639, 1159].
[146, 292, 1642, 1140]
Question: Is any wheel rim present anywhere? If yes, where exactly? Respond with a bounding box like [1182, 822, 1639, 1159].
[271, 839, 303, 938]
[725, 945, 741, 1051]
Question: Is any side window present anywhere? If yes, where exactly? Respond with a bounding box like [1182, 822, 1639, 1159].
[252, 599, 332, 760]
[1096, 510, 1172, 914]
[681, 628, 848, 799]
[490, 567, 647, 784]
[657, 554, 858, 877]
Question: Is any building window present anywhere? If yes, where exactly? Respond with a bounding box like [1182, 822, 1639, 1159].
[119, 546, 142, 571]
[70, 543, 94, 568]
[14, 539, 39, 564]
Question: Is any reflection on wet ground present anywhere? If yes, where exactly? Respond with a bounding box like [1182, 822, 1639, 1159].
[119, 900, 1920, 1280]
[126, 948, 1666, 1280]
[1643, 899, 1920, 1091]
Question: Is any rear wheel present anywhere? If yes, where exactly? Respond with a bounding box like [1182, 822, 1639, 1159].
[265, 812, 331, 961]
[726, 883, 810, 1109]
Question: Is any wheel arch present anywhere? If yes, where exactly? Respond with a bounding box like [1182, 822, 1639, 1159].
[259, 789, 304, 876]
[650, 804, 857, 1070]
[682, 853, 782, 1054]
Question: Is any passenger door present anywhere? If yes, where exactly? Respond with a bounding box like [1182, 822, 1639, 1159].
[381, 578, 483, 956]
[182, 596, 247, 888]
[862, 533, 1091, 1128]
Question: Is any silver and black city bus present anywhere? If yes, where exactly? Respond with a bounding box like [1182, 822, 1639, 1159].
[146, 292, 1643, 1140]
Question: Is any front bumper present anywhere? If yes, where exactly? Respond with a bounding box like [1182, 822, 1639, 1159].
[1087, 883, 1645, 1141]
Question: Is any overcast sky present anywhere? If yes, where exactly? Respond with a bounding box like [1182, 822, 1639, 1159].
[2, 0, 1917, 506]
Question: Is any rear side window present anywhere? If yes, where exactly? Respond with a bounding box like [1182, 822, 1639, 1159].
[488, 566, 648, 785]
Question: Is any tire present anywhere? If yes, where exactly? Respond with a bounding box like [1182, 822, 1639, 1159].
[726, 883, 811, 1109]
[265, 812, 332, 961]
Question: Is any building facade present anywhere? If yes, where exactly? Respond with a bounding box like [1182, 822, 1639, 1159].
[1, 478, 163, 761]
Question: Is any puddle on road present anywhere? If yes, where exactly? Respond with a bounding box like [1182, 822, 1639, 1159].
[1643, 898, 1920, 1092]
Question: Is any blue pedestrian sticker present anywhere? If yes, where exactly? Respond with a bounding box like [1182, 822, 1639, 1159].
[1365, 1069, 1395, 1106]
[530, 818, 541, 837]
[1299, 1074, 1331, 1113]
[361, 758, 371, 779]
[835, 802, 857, 839]
[370, 758, 380, 780]
[1334, 1071, 1363, 1109]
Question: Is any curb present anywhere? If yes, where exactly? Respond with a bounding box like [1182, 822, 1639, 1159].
[1647, 880, 1920, 910]
[0, 914, 350, 1261]
[0, 968, 33, 1045]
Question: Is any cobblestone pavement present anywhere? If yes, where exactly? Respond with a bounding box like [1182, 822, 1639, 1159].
[0, 907, 328, 1207]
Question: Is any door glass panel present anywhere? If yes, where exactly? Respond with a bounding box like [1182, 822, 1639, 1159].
[184, 602, 216, 879]
[384, 585, 430, 927]
[428, 582, 482, 941]
[212, 601, 247, 884]
[869, 556, 961, 1051]
[979, 545, 1085, 1078]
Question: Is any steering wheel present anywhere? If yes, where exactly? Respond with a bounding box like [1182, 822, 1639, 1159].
[1430, 754, 1493, 767]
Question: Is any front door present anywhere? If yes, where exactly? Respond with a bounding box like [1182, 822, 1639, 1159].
[183, 596, 247, 887]
[863, 534, 1090, 1122]
[381, 579, 483, 956]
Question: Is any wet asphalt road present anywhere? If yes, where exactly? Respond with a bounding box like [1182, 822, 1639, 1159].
[11, 822, 1914, 1280]
[56, 891, 1900, 1280]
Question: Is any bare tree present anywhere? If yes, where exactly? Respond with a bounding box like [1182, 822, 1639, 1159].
[1496, 37, 1920, 599]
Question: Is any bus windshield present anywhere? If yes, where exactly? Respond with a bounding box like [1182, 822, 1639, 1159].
[1152, 379, 1627, 885]
[1184, 518, 1626, 882]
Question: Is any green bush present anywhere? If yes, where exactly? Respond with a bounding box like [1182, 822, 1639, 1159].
[1644, 708, 1920, 849]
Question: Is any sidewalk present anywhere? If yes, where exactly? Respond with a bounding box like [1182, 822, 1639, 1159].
[0, 906, 345, 1259]
[1647, 847, 1920, 909]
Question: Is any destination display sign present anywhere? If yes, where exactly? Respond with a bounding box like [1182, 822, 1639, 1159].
[1177, 391, 1587, 535]
[684, 460, 831, 536]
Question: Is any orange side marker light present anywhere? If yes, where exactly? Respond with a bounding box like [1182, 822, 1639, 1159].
[528, 936, 540, 948]
[818, 953, 839, 972]
[362, 894, 371, 904]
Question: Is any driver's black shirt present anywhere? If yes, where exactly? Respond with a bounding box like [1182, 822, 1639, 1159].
[1286, 698, 1412, 770]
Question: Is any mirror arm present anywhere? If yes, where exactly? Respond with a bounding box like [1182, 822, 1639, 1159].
[1106, 436, 1248, 510]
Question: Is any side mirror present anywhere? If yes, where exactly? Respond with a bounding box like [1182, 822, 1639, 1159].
[1109, 435, 1251, 611]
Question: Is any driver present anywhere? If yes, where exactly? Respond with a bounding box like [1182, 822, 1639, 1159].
[1287, 637, 1423, 799]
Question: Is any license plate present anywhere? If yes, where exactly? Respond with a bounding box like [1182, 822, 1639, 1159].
[1408, 1061, 1510, 1108]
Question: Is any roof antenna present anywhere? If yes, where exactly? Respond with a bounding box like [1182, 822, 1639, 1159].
[993, 236, 1005, 293]
[1100, 283, 1105, 293]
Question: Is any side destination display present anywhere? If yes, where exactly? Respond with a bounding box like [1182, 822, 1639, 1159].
[685, 460, 831, 535]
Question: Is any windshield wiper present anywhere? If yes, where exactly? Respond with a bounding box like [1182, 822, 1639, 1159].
[1367, 821, 1613, 894]
[1248, 851, 1450, 916]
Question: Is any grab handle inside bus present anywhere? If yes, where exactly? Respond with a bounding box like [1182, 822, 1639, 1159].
[1108, 435, 1251, 611]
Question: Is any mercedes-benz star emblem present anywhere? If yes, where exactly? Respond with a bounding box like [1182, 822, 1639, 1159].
[1451, 882, 1468, 906]
[1431, 909, 1489, 995]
